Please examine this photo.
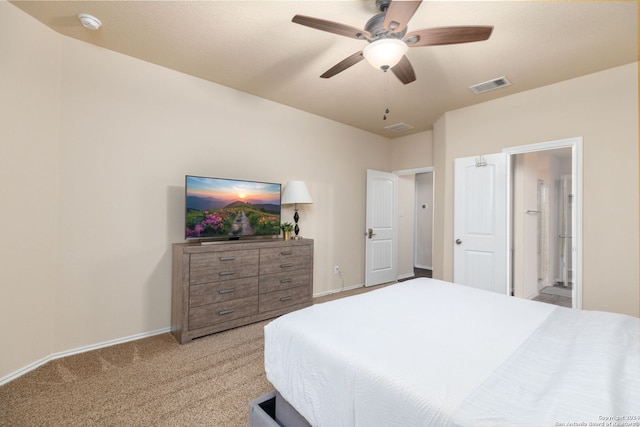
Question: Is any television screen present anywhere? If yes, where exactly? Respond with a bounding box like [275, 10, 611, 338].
[185, 175, 281, 240]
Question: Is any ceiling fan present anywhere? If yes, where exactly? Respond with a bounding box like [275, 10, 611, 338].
[292, 0, 493, 84]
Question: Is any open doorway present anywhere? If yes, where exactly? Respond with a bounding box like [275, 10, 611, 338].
[414, 172, 433, 277]
[506, 137, 581, 309]
[511, 148, 572, 307]
[395, 167, 433, 280]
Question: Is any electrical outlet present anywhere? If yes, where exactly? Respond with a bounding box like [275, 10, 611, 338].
[334, 265, 340, 275]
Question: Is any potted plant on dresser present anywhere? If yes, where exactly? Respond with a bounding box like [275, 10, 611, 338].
[281, 222, 294, 241]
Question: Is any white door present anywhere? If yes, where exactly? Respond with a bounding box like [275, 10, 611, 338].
[453, 154, 508, 294]
[365, 170, 398, 286]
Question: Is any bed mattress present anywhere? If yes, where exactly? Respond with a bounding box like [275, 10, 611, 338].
[264, 278, 640, 427]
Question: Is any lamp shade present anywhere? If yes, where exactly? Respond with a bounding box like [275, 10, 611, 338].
[362, 38, 408, 70]
[281, 181, 313, 205]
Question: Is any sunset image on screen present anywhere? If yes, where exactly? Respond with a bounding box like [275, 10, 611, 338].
[185, 176, 281, 239]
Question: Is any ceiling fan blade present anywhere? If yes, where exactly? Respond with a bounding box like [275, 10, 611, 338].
[292, 15, 371, 40]
[383, 1, 423, 33]
[391, 55, 416, 85]
[320, 51, 365, 79]
[404, 26, 494, 47]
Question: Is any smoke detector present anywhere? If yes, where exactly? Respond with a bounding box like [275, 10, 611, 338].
[78, 13, 102, 30]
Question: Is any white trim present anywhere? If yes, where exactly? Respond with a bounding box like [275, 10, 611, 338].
[526, 291, 541, 300]
[392, 166, 434, 176]
[503, 137, 579, 155]
[313, 283, 364, 298]
[0, 327, 171, 386]
[504, 151, 513, 296]
[396, 272, 415, 281]
[503, 137, 583, 309]
[414, 264, 432, 270]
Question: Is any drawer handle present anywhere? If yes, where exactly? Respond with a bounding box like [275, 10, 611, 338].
[219, 271, 235, 276]
[218, 309, 235, 316]
[219, 256, 236, 261]
[280, 251, 293, 256]
[280, 263, 293, 268]
[218, 288, 236, 294]
[279, 296, 292, 302]
[279, 278, 292, 284]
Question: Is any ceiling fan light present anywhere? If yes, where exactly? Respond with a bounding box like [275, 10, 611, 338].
[362, 38, 408, 71]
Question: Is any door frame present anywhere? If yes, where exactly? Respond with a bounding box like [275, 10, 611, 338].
[393, 167, 434, 274]
[504, 137, 583, 309]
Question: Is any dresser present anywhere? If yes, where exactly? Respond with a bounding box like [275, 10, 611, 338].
[171, 239, 313, 344]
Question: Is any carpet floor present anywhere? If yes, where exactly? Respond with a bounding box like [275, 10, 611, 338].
[0, 285, 382, 427]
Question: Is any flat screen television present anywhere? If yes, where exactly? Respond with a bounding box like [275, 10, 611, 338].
[185, 175, 281, 240]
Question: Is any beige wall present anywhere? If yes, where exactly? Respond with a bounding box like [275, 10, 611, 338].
[390, 131, 433, 170]
[0, 1, 60, 382]
[433, 62, 639, 316]
[1, 2, 390, 380]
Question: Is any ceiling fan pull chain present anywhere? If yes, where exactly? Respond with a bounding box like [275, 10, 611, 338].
[383, 71, 390, 120]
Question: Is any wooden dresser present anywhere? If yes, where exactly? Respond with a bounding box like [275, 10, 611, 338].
[171, 239, 313, 344]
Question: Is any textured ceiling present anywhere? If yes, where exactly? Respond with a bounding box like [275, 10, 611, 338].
[10, 0, 638, 137]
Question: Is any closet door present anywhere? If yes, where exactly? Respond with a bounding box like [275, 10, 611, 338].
[453, 153, 507, 294]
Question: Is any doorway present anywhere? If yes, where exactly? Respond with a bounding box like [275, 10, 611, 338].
[394, 167, 434, 280]
[505, 137, 582, 309]
[414, 172, 433, 275]
[511, 148, 572, 307]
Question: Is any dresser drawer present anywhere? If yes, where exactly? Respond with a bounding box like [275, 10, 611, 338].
[189, 249, 259, 285]
[190, 249, 259, 269]
[259, 246, 312, 275]
[259, 270, 310, 294]
[190, 277, 258, 308]
[189, 295, 259, 330]
[259, 286, 311, 313]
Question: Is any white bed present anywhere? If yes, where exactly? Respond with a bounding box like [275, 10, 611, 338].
[263, 278, 640, 427]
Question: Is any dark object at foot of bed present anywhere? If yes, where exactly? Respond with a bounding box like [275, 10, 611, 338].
[249, 391, 311, 427]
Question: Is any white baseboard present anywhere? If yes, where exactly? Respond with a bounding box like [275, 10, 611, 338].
[313, 282, 364, 298]
[397, 272, 414, 281]
[0, 327, 171, 386]
[526, 291, 540, 300]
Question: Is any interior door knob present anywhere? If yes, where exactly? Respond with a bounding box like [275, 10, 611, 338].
[455, 239, 462, 245]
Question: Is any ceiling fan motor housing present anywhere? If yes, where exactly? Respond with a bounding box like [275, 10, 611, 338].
[365, 12, 407, 41]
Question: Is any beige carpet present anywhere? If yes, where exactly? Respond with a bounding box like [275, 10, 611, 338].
[0, 285, 385, 426]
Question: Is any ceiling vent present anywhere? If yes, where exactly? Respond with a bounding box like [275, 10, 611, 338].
[469, 76, 512, 94]
[384, 122, 414, 133]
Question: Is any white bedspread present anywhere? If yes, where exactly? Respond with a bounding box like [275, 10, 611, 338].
[264, 278, 640, 427]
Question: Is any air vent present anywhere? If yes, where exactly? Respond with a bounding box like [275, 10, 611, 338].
[384, 122, 414, 133]
[469, 76, 512, 94]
